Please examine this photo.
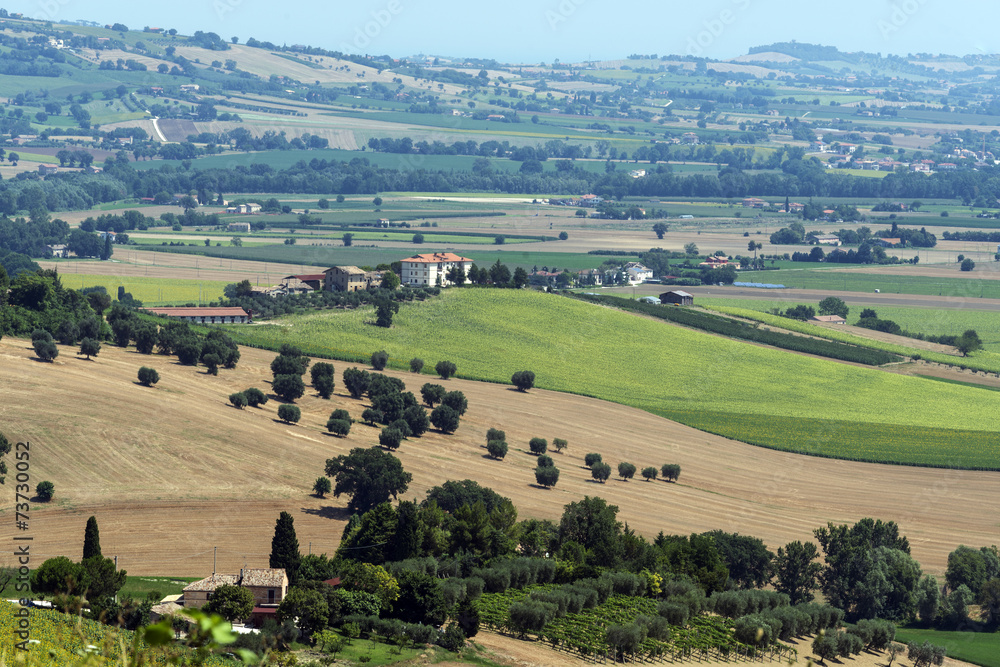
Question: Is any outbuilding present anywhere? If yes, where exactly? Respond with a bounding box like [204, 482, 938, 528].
[660, 290, 694, 306]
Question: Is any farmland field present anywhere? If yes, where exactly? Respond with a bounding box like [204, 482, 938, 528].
[51, 273, 230, 306]
[132, 243, 608, 271]
[700, 298, 1000, 353]
[221, 289, 1000, 468]
[894, 628, 1000, 667]
[735, 267, 1000, 298]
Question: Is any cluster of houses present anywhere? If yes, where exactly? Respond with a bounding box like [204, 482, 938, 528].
[151, 567, 301, 628]
[808, 141, 989, 171]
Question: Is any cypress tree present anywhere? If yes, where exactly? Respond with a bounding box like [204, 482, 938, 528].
[269, 511, 300, 582]
[392, 500, 421, 562]
[83, 516, 101, 559]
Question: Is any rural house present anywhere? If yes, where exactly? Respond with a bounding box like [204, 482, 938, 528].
[227, 222, 251, 233]
[38, 164, 59, 176]
[144, 307, 251, 324]
[46, 244, 70, 258]
[400, 253, 474, 287]
[623, 262, 653, 284]
[180, 568, 288, 624]
[282, 274, 325, 292]
[324, 266, 374, 292]
[660, 290, 694, 306]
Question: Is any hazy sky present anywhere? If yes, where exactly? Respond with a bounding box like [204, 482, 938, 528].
[15, 0, 998, 62]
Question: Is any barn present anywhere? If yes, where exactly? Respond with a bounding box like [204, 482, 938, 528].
[660, 290, 694, 306]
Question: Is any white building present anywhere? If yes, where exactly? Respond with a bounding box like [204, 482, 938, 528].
[401, 252, 474, 287]
[623, 262, 653, 284]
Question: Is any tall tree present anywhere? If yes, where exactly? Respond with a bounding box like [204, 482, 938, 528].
[558, 496, 622, 568]
[270, 511, 301, 583]
[83, 516, 102, 560]
[774, 540, 822, 604]
[324, 447, 412, 513]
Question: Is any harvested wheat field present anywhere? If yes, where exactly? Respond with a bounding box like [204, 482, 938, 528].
[0, 338, 997, 577]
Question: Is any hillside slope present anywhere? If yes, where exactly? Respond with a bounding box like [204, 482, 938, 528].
[1, 336, 997, 577]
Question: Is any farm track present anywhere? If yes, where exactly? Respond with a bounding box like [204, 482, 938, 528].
[1, 339, 997, 578]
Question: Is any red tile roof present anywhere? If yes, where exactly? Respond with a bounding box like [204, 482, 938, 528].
[145, 307, 248, 318]
[402, 253, 473, 264]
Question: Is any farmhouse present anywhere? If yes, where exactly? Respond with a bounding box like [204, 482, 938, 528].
[813, 235, 842, 246]
[623, 262, 653, 284]
[741, 197, 767, 209]
[811, 315, 846, 324]
[98, 231, 117, 242]
[227, 203, 262, 214]
[400, 252, 473, 287]
[227, 222, 251, 233]
[697, 256, 734, 269]
[38, 164, 58, 176]
[576, 268, 604, 285]
[181, 568, 288, 619]
[324, 266, 375, 292]
[283, 274, 325, 291]
[660, 290, 694, 306]
[144, 307, 251, 324]
[46, 244, 70, 258]
[788, 202, 806, 212]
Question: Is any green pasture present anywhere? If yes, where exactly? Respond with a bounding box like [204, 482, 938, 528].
[895, 628, 1000, 667]
[735, 268, 1000, 298]
[700, 297, 1000, 351]
[221, 289, 1000, 469]
[54, 271, 229, 305]
[703, 304, 1000, 374]
[118, 576, 199, 600]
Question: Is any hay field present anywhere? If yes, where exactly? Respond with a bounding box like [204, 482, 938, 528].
[0, 336, 997, 578]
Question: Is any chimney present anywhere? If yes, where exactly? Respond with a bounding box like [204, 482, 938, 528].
[240, 568, 244, 582]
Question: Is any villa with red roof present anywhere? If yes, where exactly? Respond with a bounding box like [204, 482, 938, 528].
[401, 252, 474, 287]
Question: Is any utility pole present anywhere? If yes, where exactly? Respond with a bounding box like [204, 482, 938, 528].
[213, 546, 217, 575]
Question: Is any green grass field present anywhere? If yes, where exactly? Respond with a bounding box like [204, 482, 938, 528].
[53, 272, 230, 306]
[700, 298, 1000, 354]
[895, 627, 1000, 667]
[221, 289, 1000, 469]
[736, 268, 1000, 298]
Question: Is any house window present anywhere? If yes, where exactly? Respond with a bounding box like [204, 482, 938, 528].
[268, 589, 275, 603]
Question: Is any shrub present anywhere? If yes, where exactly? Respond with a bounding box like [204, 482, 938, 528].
[277, 404, 301, 424]
[313, 477, 331, 497]
[409, 358, 424, 373]
[379, 427, 403, 450]
[272, 374, 305, 402]
[657, 601, 689, 626]
[584, 453, 602, 467]
[244, 387, 268, 407]
[442, 390, 468, 415]
[486, 428, 506, 443]
[79, 338, 101, 359]
[535, 466, 559, 488]
[511, 370, 535, 391]
[430, 405, 460, 433]
[435, 360, 457, 379]
[327, 419, 351, 437]
[229, 392, 248, 409]
[552, 438, 568, 453]
[371, 350, 389, 370]
[591, 462, 612, 483]
[36, 481, 54, 502]
[486, 440, 508, 459]
[528, 438, 548, 455]
[642, 466, 658, 481]
[137, 367, 159, 387]
[33, 336, 58, 362]
[536, 454, 554, 468]
[618, 462, 636, 480]
[420, 383, 446, 407]
[661, 463, 681, 482]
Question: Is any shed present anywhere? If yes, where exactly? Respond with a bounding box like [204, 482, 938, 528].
[660, 290, 694, 306]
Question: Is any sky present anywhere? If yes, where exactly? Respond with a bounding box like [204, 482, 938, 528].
[12, 0, 1000, 63]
